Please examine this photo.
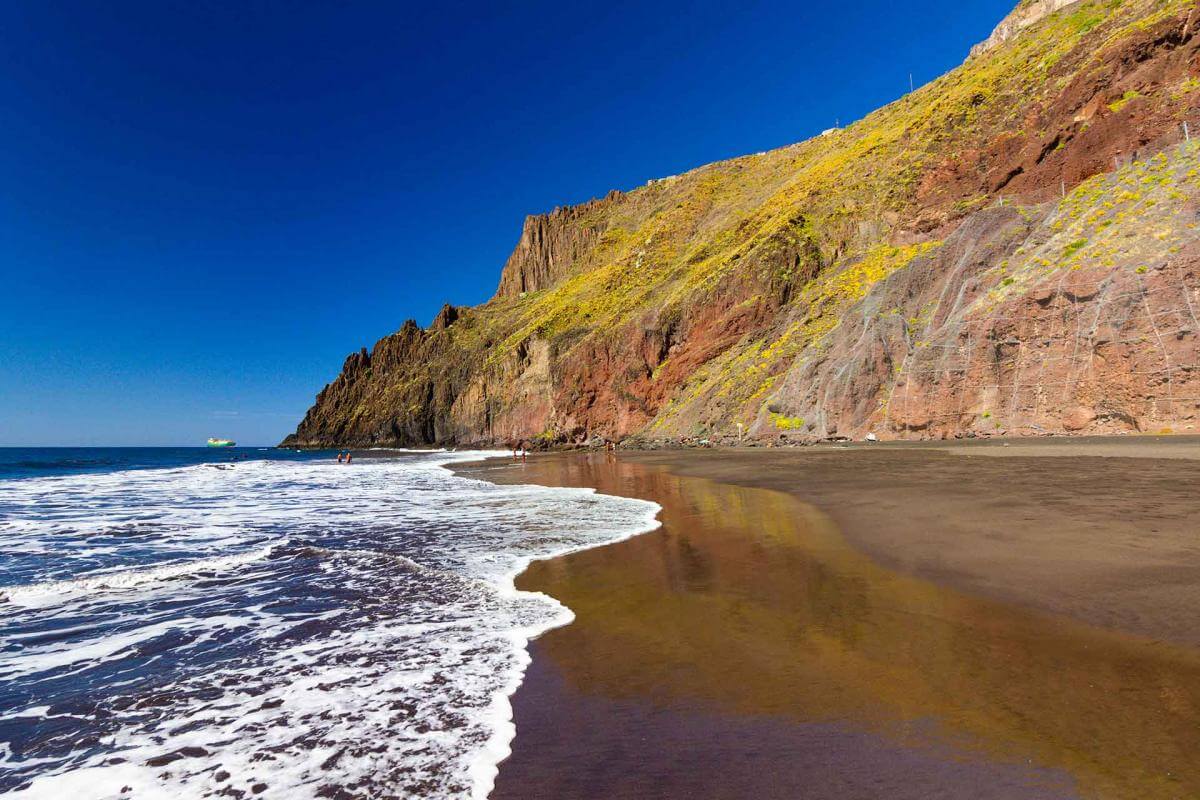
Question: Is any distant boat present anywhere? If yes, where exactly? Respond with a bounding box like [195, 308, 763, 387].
[207, 438, 236, 448]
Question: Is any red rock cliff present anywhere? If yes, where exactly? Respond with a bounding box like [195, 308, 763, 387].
[285, 0, 1200, 448]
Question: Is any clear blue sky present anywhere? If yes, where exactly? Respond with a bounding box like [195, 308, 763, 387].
[0, 0, 1013, 446]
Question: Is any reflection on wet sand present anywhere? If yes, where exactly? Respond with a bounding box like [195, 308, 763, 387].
[489, 454, 1200, 800]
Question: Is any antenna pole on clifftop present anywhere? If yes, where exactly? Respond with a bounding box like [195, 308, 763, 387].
[909, 73, 914, 93]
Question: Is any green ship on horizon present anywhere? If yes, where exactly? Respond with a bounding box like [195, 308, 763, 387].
[207, 438, 236, 448]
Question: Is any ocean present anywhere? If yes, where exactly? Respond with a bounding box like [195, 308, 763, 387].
[0, 448, 660, 799]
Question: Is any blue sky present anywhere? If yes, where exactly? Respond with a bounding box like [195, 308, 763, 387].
[0, 0, 1013, 446]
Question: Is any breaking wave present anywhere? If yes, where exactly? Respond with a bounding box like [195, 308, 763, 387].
[0, 451, 661, 799]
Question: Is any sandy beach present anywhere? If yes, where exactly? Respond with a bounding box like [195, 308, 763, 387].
[461, 437, 1200, 799]
[624, 437, 1200, 647]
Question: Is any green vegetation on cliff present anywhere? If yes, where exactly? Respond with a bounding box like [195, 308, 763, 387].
[286, 0, 1200, 448]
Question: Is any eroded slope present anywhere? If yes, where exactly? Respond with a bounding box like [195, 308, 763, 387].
[286, 0, 1200, 447]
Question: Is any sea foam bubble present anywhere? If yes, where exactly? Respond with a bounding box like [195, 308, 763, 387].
[0, 452, 661, 799]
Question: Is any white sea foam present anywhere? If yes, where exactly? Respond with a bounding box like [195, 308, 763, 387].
[0, 452, 662, 799]
[0, 547, 278, 610]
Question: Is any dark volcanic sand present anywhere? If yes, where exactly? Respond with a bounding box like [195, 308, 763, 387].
[497, 638, 1076, 800]
[460, 439, 1200, 799]
[625, 437, 1200, 647]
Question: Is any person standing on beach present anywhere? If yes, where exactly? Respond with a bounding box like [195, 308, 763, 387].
[337, 452, 344, 463]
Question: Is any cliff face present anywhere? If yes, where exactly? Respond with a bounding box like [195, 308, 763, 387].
[285, 0, 1200, 448]
[495, 194, 621, 298]
[970, 0, 1084, 56]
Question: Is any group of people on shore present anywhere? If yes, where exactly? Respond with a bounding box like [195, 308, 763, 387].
[508, 438, 620, 462]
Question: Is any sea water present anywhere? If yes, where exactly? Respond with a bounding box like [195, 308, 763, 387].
[0, 448, 660, 798]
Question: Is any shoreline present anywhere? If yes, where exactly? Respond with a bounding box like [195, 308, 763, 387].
[456, 440, 1200, 799]
[437, 451, 664, 800]
[461, 435, 1200, 645]
[618, 439, 1200, 647]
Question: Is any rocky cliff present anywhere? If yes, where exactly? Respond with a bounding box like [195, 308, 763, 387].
[285, 0, 1200, 448]
[970, 0, 1085, 56]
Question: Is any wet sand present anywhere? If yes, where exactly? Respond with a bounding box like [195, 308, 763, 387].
[624, 437, 1200, 647]
[460, 439, 1200, 799]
